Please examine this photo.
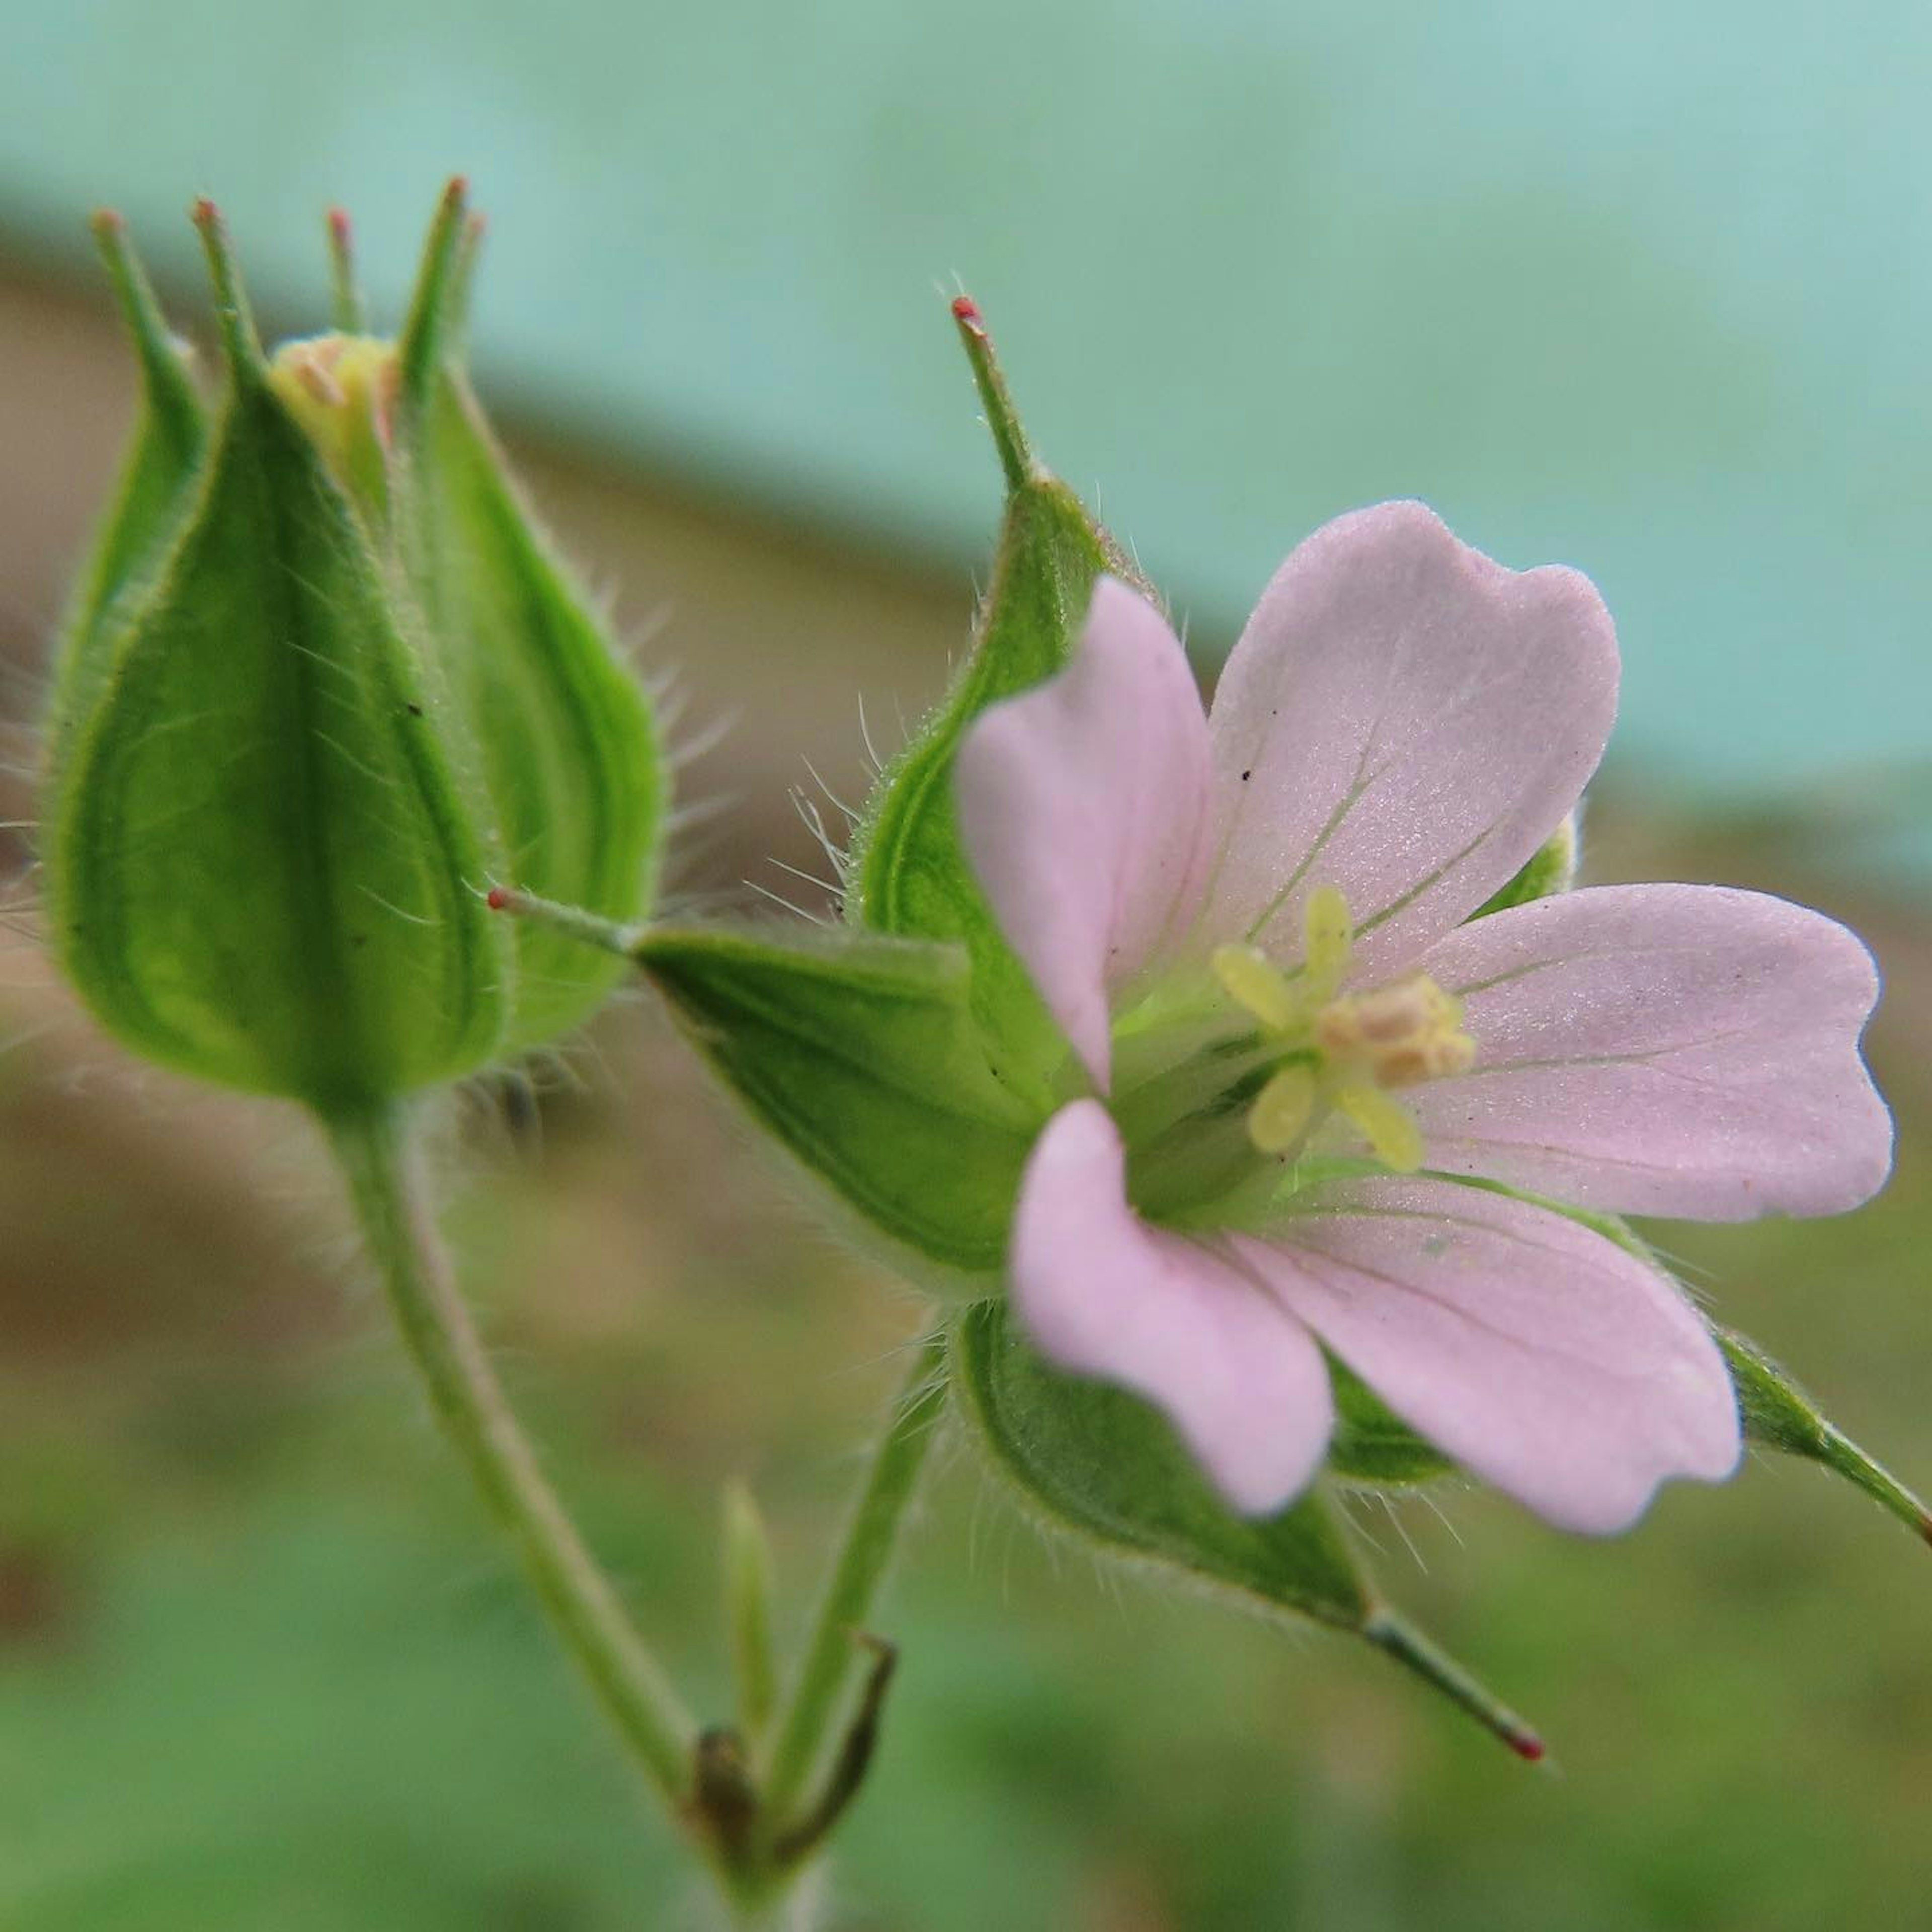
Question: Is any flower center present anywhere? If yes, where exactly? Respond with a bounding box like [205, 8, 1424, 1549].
[1209, 886, 1475, 1173]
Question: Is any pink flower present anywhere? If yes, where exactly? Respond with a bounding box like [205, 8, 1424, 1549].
[954, 502, 1892, 1534]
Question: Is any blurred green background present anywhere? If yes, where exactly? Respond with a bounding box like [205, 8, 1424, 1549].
[0, 2, 1928, 1926]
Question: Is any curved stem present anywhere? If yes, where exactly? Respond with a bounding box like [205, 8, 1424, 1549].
[327, 1100, 696, 1804]
[761, 1331, 948, 1825]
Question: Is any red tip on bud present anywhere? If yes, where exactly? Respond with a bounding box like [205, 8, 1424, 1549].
[327, 206, 352, 246]
[485, 886, 511, 912]
[191, 197, 219, 228]
[1507, 1729, 1547, 1764]
[950, 294, 979, 322]
[90, 208, 126, 239]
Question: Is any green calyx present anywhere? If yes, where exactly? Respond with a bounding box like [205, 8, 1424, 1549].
[40, 183, 663, 1108]
[844, 295, 1146, 1111]
[632, 923, 1044, 1289]
[944, 1278, 1931, 1764]
[618, 299, 1132, 1285]
[951, 1302, 1547, 1761]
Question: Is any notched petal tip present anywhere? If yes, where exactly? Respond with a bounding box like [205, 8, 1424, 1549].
[1415, 883, 1897, 1223]
[1206, 499, 1621, 981]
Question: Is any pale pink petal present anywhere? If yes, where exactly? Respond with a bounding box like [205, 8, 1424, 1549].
[1237, 1175, 1740, 1534]
[1012, 1099, 1334, 1515]
[1409, 884, 1892, 1219]
[1202, 502, 1617, 983]
[956, 578, 1214, 1091]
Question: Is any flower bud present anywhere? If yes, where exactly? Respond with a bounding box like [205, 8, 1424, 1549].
[40, 184, 663, 1110]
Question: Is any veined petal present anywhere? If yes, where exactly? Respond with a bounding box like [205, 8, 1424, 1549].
[956, 578, 1213, 1090]
[1203, 503, 1617, 983]
[1409, 884, 1893, 1219]
[1237, 1175, 1740, 1534]
[1011, 1100, 1334, 1515]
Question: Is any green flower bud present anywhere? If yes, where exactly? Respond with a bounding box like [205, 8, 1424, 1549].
[39, 184, 664, 1110]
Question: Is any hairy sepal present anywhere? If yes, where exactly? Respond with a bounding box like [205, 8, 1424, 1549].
[44, 349, 506, 1106]
[634, 924, 1048, 1283]
[951, 1301, 1546, 1755]
[1719, 1327, 1931, 1545]
[845, 312, 1136, 1104]
[398, 363, 664, 1052]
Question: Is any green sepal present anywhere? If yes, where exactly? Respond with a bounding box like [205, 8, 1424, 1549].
[951, 1302, 1547, 1758]
[1472, 810, 1578, 920]
[394, 260, 663, 1051]
[46, 213, 210, 770]
[1719, 1328, 1931, 1547]
[844, 300, 1138, 1103]
[632, 925, 1048, 1283]
[284, 184, 667, 1055]
[954, 1299, 1369, 1625]
[42, 205, 506, 1108]
[1328, 1361, 1458, 1486]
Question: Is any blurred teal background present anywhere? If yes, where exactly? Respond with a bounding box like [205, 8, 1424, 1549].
[0, 4, 1929, 1928]
[6, 0, 1931, 794]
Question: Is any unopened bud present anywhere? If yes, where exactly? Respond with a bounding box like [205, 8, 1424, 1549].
[40, 184, 664, 1108]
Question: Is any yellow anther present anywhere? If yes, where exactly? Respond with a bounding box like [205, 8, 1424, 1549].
[1301, 885, 1354, 995]
[1334, 1084, 1425, 1173]
[1248, 1064, 1318, 1154]
[1212, 944, 1302, 1032]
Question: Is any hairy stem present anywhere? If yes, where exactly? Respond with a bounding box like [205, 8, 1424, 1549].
[328, 1100, 696, 1804]
[762, 1331, 948, 1826]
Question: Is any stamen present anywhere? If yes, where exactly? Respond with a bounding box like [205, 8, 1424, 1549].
[1316, 977, 1475, 1087]
[1334, 1085, 1424, 1173]
[1211, 944, 1301, 1032]
[1302, 884, 1353, 994]
[1248, 1065, 1317, 1154]
[1200, 886, 1468, 1175]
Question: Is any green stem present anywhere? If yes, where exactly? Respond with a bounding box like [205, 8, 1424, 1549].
[327, 1100, 696, 1804]
[761, 1330, 948, 1825]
